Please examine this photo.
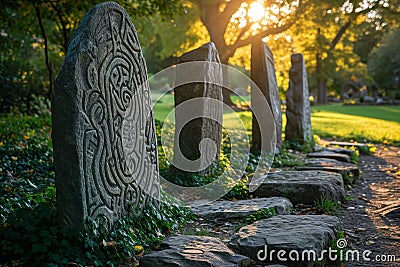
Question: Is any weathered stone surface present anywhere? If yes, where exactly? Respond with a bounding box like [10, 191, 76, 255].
[52, 2, 159, 231]
[141, 235, 251, 267]
[231, 215, 341, 266]
[285, 54, 312, 144]
[173, 42, 223, 175]
[313, 145, 355, 156]
[191, 197, 292, 220]
[297, 158, 360, 183]
[251, 38, 282, 153]
[307, 151, 351, 163]
[252, 171, 345, 204]
[327, 141, 368, 151]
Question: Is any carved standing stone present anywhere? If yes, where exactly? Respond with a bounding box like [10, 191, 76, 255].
[285, 53, 313, 144]
[52, 2, 159, 232]
[251, 38, 282, 154]
[173, 43, 223, 177]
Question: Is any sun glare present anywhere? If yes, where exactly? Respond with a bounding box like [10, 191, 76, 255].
[248, 1, 265, 22]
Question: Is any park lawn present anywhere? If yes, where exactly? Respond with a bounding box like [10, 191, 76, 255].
[312, 103, 400, 123]
[311, 104, 400, 145]
[151, 93, 400, 146]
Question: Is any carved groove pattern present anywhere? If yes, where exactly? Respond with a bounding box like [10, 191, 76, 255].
[57, 3, 159, 229]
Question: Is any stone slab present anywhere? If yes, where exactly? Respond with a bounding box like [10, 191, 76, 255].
[297, 158, 360, 184]
[285, 53, 312, 144]
[191, 197, 292, 220]
[326, 141, 368, 151]
[252, 171, 345, 204]
[307, 151, 351, 163]
[52, 2, 159, 231]
[141, 235, 251, 267]
[230, 215, 341, 266]
[313, 145, 355, 156]
[251, 38, 282, 153]
[173, 42, 223, 175]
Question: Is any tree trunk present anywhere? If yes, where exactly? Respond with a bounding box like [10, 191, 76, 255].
[34, 2, 54, 98]
[219, 56, 237, 108]
[316, 52, 327, 105]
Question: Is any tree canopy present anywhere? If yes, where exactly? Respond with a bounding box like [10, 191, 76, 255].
[0, 0, 399, 113]
[368, 27, 400, 89]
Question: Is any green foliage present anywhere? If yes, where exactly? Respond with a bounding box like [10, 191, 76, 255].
[0, 114, 194, 266]
[272, 148, 306, 168]
[368, 28, 400, 89]
[243, 207, 277, 224]
[155, 119, 251, 199]
[358, 144, 376, 155]
[314, 197, 343, 216]
[329, 230, 347, 265]
[342, 172, 356, 186]
[0, 0, 186, 115]
[81, 202, 194, 266]
[343, 195, 354, 202]
[224, 176, 249, 200]
[180, 228, 216, 237]
[349, 149, 359, 164]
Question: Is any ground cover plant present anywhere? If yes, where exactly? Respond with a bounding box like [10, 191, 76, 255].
[1, 101, 399, 265]
[0, 114, 194, 266]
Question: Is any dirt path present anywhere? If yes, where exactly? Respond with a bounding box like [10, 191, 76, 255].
[341, 145, 400, 266]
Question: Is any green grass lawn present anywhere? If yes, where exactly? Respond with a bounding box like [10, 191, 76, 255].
[151, 92, 400, 145]
[311, 104, 400, 145]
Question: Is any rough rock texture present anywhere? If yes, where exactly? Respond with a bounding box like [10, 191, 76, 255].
[231, 215, 341, 266]
[297, 158, 360, 183]
[173, 42, 223, 175]
[285, 54, 312, 144]
[251, 38, 282, 153]
[191, 197, 293, 220]
[140, 235, 251, 267]
[327, 141, 368, 152]
[313, 145, 355, 156]
[52, 2, 159, 231]
[252, 171, 345, 204]
[307, 151, 351, 163]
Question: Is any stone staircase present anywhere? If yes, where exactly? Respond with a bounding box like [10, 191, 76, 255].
[140, 142, 366, 266]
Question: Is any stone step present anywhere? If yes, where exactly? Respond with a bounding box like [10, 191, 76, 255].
[313, 145, 355, 156]
[251, 171, 345, 205]
[326, 141, 368, 153]
[297, 158, 360, 184]
[307, 151, 351, 163]
[140, 235, 251, 267]
[230, 215, 341, 266]
[191, 197, 292, 221]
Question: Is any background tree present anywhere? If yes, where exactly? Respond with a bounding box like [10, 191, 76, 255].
[190, 0, 306, 106]
[368, 27, 400, 89]
[0, 0, 184, 114]
[262, 0, 397, 103]
[297, 0, 394, 104]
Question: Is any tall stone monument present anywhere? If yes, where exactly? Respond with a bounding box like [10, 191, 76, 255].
[173, 43, 223, 177]
[285, 53, 313, 144]
[251, 38, 282, 153]
[52, 2, 159, 231]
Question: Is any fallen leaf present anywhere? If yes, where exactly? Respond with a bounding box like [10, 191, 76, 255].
[101, 239, 117, 247]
